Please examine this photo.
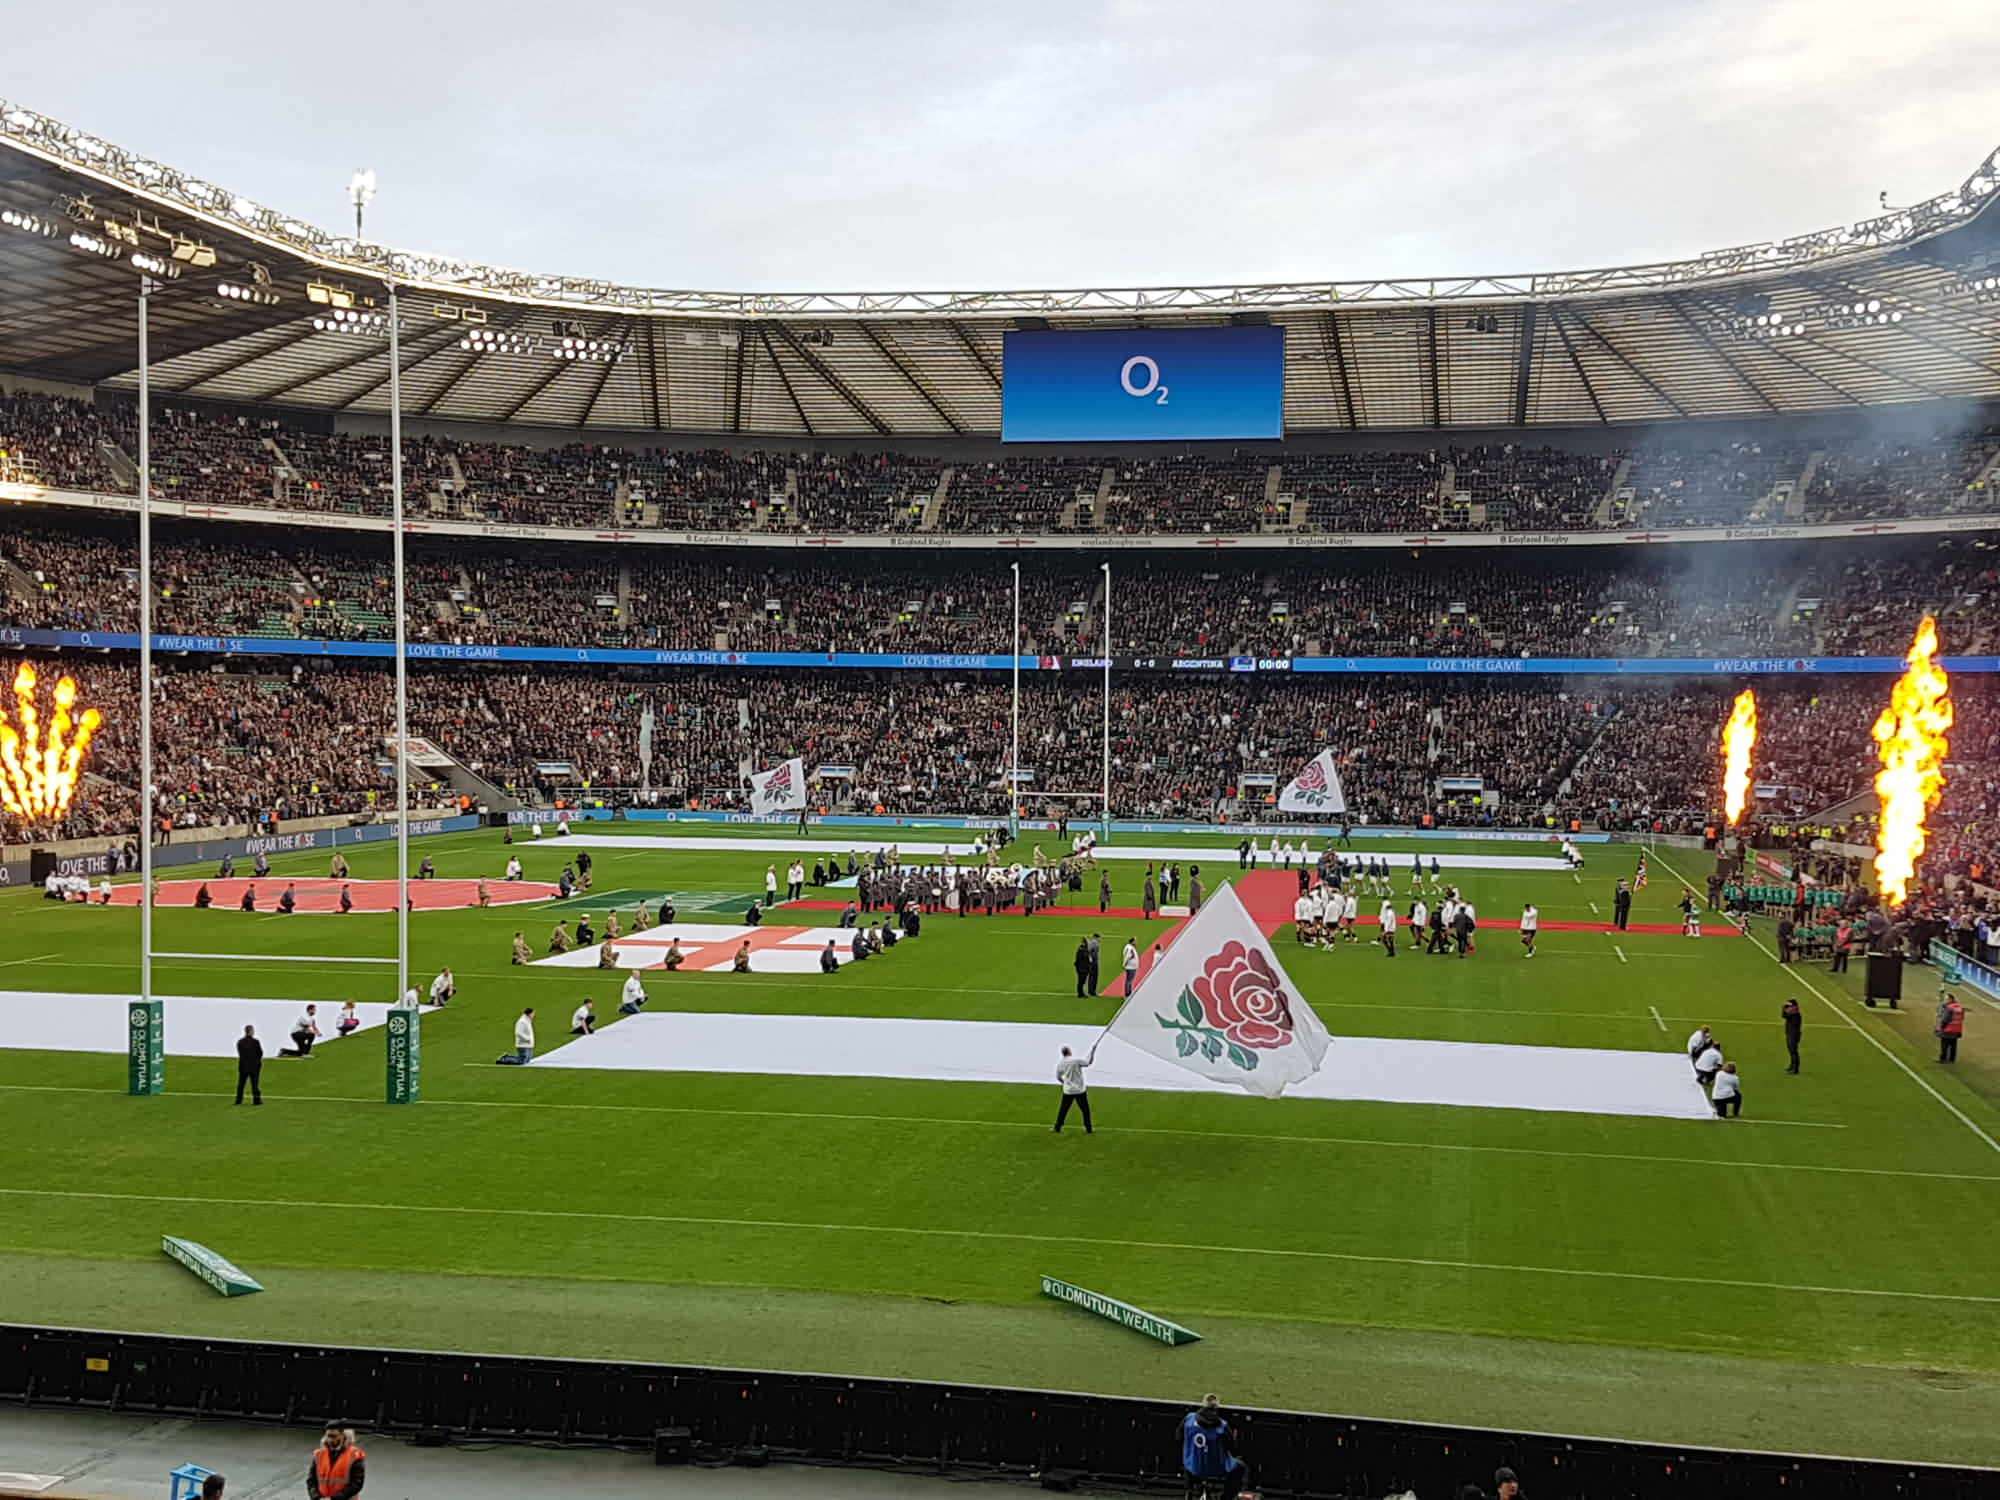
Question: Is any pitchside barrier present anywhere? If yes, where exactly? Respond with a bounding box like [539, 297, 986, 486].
[0, 1326, 1984, 1498]
[603, 808, 1618, 843]
[1931, 940, 2000, 1003]
[26, 815, 483, 886]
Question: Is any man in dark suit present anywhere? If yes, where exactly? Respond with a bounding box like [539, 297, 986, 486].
[1612, 879, 1632, 931]
[235, 1025, 263, 1106]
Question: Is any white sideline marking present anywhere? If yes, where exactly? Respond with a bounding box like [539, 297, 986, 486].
[1649, 1006, 1667, 1032]
[0, 954, 60, 969]
[1654, 853, 2000, 1156]
[1, 1184, 1992, 1307]
[1589, 901, 1599, 914]
[1614, 945, 1629, 965]
[0, 1079, 1895, 1159]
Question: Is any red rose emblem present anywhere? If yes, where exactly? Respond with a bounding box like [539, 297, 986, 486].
[1295, 761, 1326, 792]
[1191, 942, 1295, 1050]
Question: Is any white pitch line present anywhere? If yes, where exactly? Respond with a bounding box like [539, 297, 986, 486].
[1614, 945, 1629, 965]
[0, 1077, 1879, 1158]
[1588, 900, 1600, 914]
[1649, 1005, 1667, 1032]
[0, 1184, 1991, 1305]
[1572, 873, 1581, 884]
[0, 954, 60, 969]
[1655, 852, 2000, 1156]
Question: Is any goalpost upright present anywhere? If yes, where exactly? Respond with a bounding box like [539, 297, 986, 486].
[128, 269, 412, 1085]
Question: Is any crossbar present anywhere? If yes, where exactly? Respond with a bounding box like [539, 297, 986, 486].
[148, 950, 399, 966]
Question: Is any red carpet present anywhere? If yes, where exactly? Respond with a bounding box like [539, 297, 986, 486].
[107, 877, 560, 913]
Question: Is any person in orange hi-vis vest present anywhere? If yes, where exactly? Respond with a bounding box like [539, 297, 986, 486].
[307, 1423, 366, 1499]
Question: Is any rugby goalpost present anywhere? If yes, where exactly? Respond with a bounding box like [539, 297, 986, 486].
[1006, 559, 1112, 844]
[134, 279, 414, 1014]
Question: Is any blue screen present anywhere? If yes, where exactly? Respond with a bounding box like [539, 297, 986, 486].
[1001, 326, 1285, 442]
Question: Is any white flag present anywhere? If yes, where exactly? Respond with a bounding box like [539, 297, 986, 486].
[747, 757, 807, 815]
[1277, 749, 1347, 814]
[1104, 883, 1331, 1098]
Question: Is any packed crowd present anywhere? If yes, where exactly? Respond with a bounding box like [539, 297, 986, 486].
[6, 390, 1996, 537]
[0, 660, 397, 846]
[14, 513, 1999, 662]
[10, 654, 1992, 897]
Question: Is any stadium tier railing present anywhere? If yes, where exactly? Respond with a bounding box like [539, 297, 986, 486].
[8, 476, 2000, 554]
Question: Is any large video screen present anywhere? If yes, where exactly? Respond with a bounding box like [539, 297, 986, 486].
[1000, 325, 1285, 442]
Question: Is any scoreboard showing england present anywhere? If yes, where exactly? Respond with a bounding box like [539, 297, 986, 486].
[1000, 325, 1285, 441]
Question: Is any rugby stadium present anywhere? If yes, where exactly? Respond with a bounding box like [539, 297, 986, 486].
[2, 94, 2000, 1499]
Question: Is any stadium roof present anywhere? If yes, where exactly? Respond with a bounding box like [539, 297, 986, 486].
[1, 99, 1997, 436]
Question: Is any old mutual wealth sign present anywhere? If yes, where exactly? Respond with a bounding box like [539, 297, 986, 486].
[386, 1004, 422, 1104]
[1040, 1275, 1202, 1346]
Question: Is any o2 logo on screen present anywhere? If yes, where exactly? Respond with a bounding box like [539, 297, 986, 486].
[1121, 355, 1169, 406]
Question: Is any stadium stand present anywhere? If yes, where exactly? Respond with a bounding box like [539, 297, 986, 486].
[9, 391, 2000, 537]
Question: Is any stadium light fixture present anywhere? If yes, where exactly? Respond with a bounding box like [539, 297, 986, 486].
[305, 280, 357, 310]
[459, 325, 538, 356]
[0, 208, 55, 236]
[67, 229, 117, 258]
[312, 305, 391, 337]
[218, 280, 280, 306]
[129, 250, 179, 278]
[169, 236, 216, 268]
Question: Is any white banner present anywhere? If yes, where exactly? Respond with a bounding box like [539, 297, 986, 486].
[1103, 883, 1331, 1098]
[1277, 749, 1347, 814]
[747, 757, 808, 814]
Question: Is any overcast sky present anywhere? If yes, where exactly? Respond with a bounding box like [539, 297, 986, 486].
[8, 0, 1996, 293]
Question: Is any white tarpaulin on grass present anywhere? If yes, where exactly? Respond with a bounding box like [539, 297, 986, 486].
[528, 1010, 1714, 1121]
[0, 990, 429, 1058]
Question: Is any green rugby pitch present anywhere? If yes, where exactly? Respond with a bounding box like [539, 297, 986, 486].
[2, 826, 1998, 1465]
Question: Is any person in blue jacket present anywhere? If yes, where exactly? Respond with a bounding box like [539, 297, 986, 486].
[1181, 1393, 1248, 1498]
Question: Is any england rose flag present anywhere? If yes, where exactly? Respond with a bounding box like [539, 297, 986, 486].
[1277, 748, 1346, 814]
[1103, 883, 1332, 1097]
[747, 757, 807, 815]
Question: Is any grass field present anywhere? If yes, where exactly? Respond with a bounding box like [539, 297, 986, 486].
[3, 824, 1998, 1466]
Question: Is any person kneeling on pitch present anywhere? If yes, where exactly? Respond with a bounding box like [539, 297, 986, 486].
[497, 1007, 535, 1065]
[1710, 1061, 1743, 1118]
[620, 970, 649, 1014]
[1053, 1045, 1093, 1134]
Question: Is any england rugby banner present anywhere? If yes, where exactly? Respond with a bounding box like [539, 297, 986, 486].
[747, 757, 807, 815]
[1103, 883, 1331, 1097]
[1277, 749, 1347, 814]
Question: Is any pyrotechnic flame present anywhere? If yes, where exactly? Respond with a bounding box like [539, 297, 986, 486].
[1722, 688, 1757, 827]
[1872, 616, 1952, 907]
[0, 663, 103, 823]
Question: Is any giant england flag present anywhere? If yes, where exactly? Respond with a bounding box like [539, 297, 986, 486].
[1103, 883, 1332, 1097]
[748, 757, 808, 815]
[1277, 749, 1347, 815]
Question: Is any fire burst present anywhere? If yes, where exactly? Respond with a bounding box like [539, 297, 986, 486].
[1721, 688, 1757, 826]
[1872, 617, 1952, 907]
[0, 663, 103, 823]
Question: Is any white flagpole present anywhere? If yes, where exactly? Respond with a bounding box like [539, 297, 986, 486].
[389, 283, 410, 1010]
[1100, 560, 1111, 844]
[1010, 561, 1020, 840]
[137, 278, 153, 1010]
